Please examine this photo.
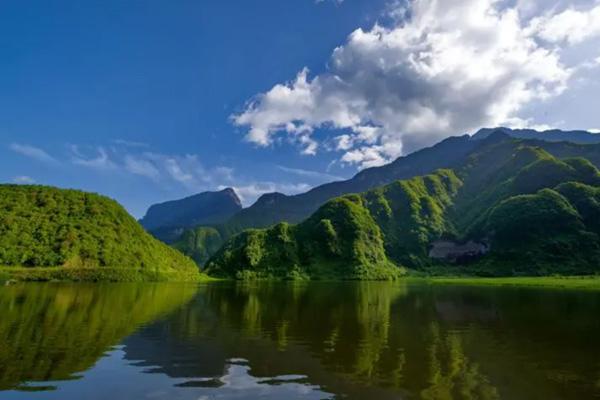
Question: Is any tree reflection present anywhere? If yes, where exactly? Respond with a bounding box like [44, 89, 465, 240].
[0, 283, 197, 391]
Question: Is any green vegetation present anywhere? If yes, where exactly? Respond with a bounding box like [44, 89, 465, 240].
[207, 195, 404, 280]
[175, 132, 600, 268]
[207, 169, 460, 280]
[0, 185, 204, 281]
[175, 135, 480, 263]
[423, 276, 600, 290]
[172, 226, 224, 266]
[207, 135, 600, 279]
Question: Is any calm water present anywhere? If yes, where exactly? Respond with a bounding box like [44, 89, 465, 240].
[1, 281, 600, 399]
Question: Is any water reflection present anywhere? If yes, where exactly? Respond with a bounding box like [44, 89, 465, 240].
[2, 281, 600, 399]
[0, 283, 197, 391]
[122, 282, 600, 399]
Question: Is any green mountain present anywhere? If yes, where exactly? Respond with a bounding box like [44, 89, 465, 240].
[206, 134, 600, 279]
[176, 128, 600, 266]
[0, 185, 203, 281]
[176, 135, 479, 265]
[140, 188, 242, 236]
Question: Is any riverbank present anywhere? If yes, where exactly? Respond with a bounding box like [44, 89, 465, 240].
[0, 266, 210, 283]
[421, 276, 600, 290]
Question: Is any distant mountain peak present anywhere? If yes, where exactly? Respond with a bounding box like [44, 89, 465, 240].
[140, 188, 243, 231]
[218, 187, 242, 207]
[472, 127, 600, 144]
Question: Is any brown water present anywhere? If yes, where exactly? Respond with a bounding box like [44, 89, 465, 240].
[1, 281, 600, 399]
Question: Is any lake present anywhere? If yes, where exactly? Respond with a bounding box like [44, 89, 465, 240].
[1, 281, 599, 399]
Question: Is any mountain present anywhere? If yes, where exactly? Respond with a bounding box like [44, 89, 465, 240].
[175, 128, 600, 266]
[206, 134, 600, 279]
[219, 135, 478, 235]
[175, 135, 479, 265]
[472, 127, 600, 144]
[0, 185, 203, 281]
[139, 188, 242, 232]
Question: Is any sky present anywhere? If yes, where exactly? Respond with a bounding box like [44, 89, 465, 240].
[2, 0, 600, 218]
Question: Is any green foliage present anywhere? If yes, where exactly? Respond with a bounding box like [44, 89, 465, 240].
[172, 226, 224, 266]
[0, 185, 202, 281]
[207, 169, 463, 280]
[207, 196, 404, 280]
[478, 189, 600, 274]
[207, 135, 600, 279]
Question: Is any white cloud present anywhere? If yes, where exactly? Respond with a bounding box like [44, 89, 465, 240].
[233, 0, 600, 169]
[123, 155, 160, 180]
[70, 146, 117, 170]
[12, 175, 36, 184]
[66, 144, 308, 206]
[10, 140, 314, 207]
[9, 143, 58, 164]
[528, 4, 600, 44]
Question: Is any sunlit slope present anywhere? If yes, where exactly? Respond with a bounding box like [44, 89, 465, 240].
[0, 185, 203, 281]
[207, 136, 600, 278]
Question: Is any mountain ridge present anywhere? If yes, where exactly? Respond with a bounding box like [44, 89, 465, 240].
[206, 135, 600, 279]
[163, 128, 600, 266]
[140, 187, 242, 234]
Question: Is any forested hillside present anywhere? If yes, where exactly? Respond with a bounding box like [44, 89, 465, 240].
[0, 185, 203, 281]
[207, 135, 600, 279]
[176, 129, 600, 266]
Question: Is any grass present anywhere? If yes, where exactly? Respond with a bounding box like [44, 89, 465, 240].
[417, 276, 600, 290]
[0, 266, 212, 283]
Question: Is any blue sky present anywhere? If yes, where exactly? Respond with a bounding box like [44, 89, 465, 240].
[3, 0, 600, 217]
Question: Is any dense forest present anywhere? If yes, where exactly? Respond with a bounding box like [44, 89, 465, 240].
[172, 129, 600, 267]
[0, 185, 203, 281]
[206, 134, 600, 279]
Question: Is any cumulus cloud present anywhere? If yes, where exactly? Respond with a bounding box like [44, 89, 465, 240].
[528, 3, 600, 44]
[10, 143, 58, 164]
[233, 0, 600, 168]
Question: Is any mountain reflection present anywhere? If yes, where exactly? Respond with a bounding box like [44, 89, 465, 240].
[2, 282, 600, 399]
[0, 283, 197, 391]
[122, 282, 600, 400]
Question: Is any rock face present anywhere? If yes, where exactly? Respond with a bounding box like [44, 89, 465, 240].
[140, 188, 242, 232]
[429, 240, 489, 263]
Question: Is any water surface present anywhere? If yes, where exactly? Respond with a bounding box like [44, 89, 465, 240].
[1, 281, 600, 399]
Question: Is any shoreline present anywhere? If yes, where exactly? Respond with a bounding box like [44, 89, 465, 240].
[2, 267, 600, 289]
[0, 266, 211, 283]
[417, 276, 600, 290]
